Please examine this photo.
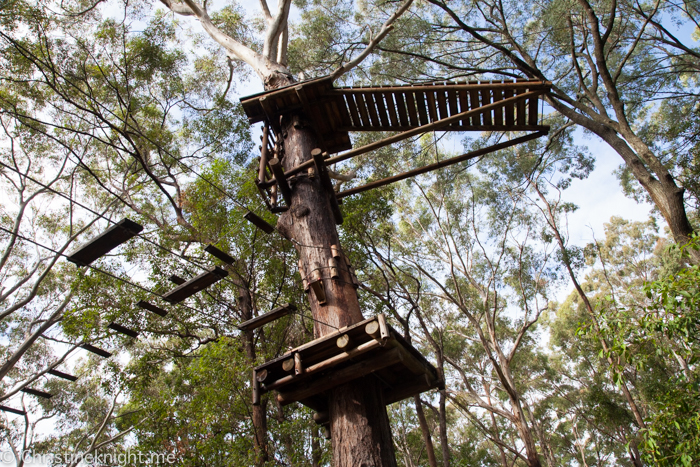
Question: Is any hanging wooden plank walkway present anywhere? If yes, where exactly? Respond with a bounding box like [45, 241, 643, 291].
[252, 314, 443, 413]
[241, 76, 550, 155]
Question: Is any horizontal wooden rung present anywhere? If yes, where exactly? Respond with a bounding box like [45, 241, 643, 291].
[0, 405, 25, 415]
[137, 300, 168, 317]
[21, 387, 53, 399]
[48, 369, 78, 381]
[81, 344, 112, 358]
[205, 244, 236, 265]
[67, 218, 143, 267]
[108, 322, 139, 338]
[238, 303, 297, 332]
[162, 267, 228, 304]
[244, 211, 276, 234]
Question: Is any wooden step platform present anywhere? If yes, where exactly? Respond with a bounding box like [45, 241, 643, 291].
[253, 314, 443, 412]
[240, 76, 550, 155]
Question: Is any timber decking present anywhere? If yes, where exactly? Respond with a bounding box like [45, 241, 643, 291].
[241, 77, 550, 155]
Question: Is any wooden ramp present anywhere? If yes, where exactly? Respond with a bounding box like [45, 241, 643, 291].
[241, 76, 550, 155]
[253, 314, 443, 413]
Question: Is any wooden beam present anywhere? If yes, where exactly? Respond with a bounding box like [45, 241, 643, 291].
[137, 300, 168, 317]
[67, 218, 143, 266]
[162, 266, 228, 304]
[311, 149, 343, 224]
[244, 211, 275, 234]
[108, 322, 139, 338]
[48, 369, 77, 382]
[168, 274, 186, 285]
[204, 244, 236, 265]
[336, 131, 548, 199]
[81, 344, 112, 358]
[237, 303, 297, 332]
[21, 387, 53, 399]
[335, 80, 549, 93]
[0, 405, 25, 415]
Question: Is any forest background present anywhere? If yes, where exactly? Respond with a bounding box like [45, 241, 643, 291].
[0, 0, 699, 466]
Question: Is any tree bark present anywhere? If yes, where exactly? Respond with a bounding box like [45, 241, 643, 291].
[275, 77, 397, 467]
[438, 390, 450, 467]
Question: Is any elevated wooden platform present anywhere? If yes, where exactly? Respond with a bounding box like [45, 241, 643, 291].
[241, 77, 550, 155]
[253, 314, 443, 413]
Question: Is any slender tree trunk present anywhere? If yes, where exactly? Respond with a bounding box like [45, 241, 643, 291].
[438, 390, 450, 467]
[275, 77, 397, 466]
[414, 395, 438, 467]
[239, 285, 269, 465]
[312, 425, 322, 467]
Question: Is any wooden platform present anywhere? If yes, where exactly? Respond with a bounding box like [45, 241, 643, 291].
[253, 314, 443, 412]
[240, 77, 550, 155]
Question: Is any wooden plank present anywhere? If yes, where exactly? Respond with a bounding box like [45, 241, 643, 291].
[67, 218, 143, 267]
[204, 244, 236, 265]
[238, 303, 296, 332]
[384, 92, 400, 127]
[447, 89, 459, 126]
[21, 387, 53, 399]
[504, 87, 516, 126]
[108, 322, 139, 338]
[244, 211, 275, 234]
[137, 300, 168, 317]
[48, 369, 78, 381]
[426, 89, 438, 122]
[81, 344, 112, 358]
[345, 94, 362, 128]
[469, 86, 481, 125]
[457, 89, 469, 126]
[528, 93, 538, 126]
[162, 266, 228, 304]
[364, 93, 381, 127]
[405, 91, 419, 126]
[415, 91, 429, 125]
[373, 92, 391, 127]
[0, 405, 25, 415]
[493, 87, 504, 126]
[517, 89, 526, 125]
[356, 93, 372, 128]
[480, 86, 492, 126]
[436, 88, 449, 122]
[333, 99, 352, 128]
[394, 92, 409, 126]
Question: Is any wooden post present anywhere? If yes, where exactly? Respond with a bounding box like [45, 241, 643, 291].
[274, 85, 397, 467]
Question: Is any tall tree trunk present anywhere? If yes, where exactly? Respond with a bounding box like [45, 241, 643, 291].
[240, 286, 270, 465]
[438, 390, 450, 467]
[414, 395, 438, 467]
[275, 76, 397, 466]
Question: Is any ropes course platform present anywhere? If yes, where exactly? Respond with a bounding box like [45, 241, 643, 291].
[241, 76, 550, 154]
[240, 75, 551, 217]
[252, 314, 443, 413]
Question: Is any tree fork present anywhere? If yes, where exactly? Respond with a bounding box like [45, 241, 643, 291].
[276, 106, 397, 466]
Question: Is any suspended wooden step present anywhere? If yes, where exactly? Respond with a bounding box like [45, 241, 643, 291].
[168, 274, 186, 285]
[238, 303, 296, 332]
[21, 387, 53, 399]
[0, 404, 25, 415]
[81, 343, 112, 358]
[252, 314, 443, 412]
[240, 76, 550, 155]
[108, 322, 139, 338]
[162, 266, 228, 304]
[137, 300, 168, 317]
[244, 211, 275, 234]
[48, 368, 78, 381]
[205, 244, 236, 265]
[67, 218, 143, 266]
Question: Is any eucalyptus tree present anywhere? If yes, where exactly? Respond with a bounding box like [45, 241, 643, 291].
[352, 0, 700, 261]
